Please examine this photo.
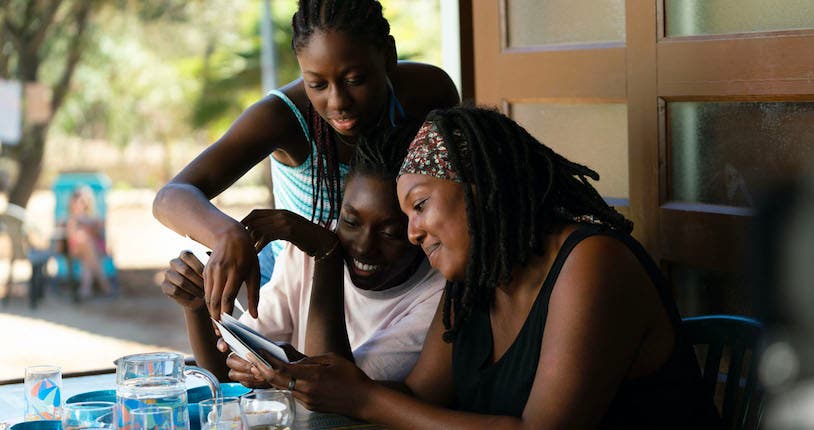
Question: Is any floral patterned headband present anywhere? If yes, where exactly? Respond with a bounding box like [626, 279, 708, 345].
[398, 120, 468, 182]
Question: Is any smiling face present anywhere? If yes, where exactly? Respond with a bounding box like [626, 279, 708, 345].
[336, 174, 425, 291]
[396, 173, 471, 281]
[296, 29, 392, 140]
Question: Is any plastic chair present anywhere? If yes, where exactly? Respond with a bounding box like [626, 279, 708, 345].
[51, 172, 117, 298]
[0, 203, 52, 308]
[682, 315, 764, 430]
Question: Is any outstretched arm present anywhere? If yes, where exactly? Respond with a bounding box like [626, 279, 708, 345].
[362, 236, 659, 429]
[152, 81, 310, 320]
[247, 236, 663, 429]
[247, 299, 524, 430]
[247, 297, 457, 417]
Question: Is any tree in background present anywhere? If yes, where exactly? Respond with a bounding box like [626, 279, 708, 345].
[51, 0, 441, 192]
[0, 1, 98, 208]
[52, 0, 260, 188]
[0, 0, 442, 208]
[191, 0, 441, 138]
[0, 0, 195, 208]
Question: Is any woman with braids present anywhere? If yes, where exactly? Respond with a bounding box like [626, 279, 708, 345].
[161, 121, 446, 383]
[246, 106, 722, 429]
[152, 0, 458, 321]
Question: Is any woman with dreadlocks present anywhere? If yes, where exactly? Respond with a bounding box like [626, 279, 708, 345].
[246, 106, 721, 429]
[152, 0, 458, 321]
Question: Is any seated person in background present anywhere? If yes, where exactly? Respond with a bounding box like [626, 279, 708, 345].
[247, 106, 722, 429]
[162, 121, 446, 383]
[65, 186, 112, 299]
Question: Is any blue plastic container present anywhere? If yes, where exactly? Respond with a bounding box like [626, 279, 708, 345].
[9, 421, 61, 430]
[65, 383, 251, 430]
[64, 389, 116, 404]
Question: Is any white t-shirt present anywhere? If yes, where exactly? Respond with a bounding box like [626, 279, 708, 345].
[239, 242, 445, 381]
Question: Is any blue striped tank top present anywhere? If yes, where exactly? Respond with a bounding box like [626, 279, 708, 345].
[258, 90, 350, 284]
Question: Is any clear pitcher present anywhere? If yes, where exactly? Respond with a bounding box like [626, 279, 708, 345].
[115, 352, 221, 430]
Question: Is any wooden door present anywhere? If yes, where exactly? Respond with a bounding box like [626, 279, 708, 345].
[470, 0, 814, 316]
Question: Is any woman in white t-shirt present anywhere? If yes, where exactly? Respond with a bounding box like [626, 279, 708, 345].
[161, 121, 445, 384]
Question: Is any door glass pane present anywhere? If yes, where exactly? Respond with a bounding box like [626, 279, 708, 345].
[505, 0, 625, 48]
[665, 0, 814, 37]
[511, 103, 628, 200]
[668, 102, 814, 207]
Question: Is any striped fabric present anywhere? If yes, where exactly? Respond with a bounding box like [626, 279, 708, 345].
[258, 90, 350, 284]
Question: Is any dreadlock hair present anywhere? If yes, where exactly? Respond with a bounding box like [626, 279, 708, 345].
[347, 117, 422, 184]
[428, 106, 634, 342]
[291, 0, 391, 53]
[290, 0, 394, 225]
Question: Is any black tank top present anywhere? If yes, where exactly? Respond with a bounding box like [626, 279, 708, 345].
[452, 225, 721, 429]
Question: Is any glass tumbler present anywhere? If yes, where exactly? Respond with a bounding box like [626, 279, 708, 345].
[240, 390, 294, 430]
[61, 401, 116, 430]
[200, 396, 242, 430]
[24, 365, 62, 421]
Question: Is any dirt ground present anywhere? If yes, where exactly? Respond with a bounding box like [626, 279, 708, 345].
[0, 188, 265, 382]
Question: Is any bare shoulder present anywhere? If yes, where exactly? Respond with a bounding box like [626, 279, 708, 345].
[394, 61, 452, 80]
[241, 79, 309, 147]
[554, 230, 656, 309]
[569, 232, 640, 269]
[169, 79, 311, 187]
[209, 78, 314, 164]
[527, 230, 664, 427]
[391, 61, 460, 117]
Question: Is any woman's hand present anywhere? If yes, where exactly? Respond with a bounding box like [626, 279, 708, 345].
[205, 224, 260, 319]
[215, 338, 271, 389]
[160, 251, 206, 311]
[241, 209, 338, 258]
[247, 352, 375, 418]
[220, 340, 307, 390]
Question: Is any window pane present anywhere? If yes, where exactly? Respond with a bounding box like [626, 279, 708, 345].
[665, 0, 814, 37]
[668, 102, 814, 207]
[505, 0, 625, 48]
[511, 103, 629, 200]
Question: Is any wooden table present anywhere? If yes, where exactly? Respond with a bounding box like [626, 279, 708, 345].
[0, 372, 379, 429]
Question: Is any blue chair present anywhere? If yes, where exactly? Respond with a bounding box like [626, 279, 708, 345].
[682, 315, 764, 430]
[51, 172, 117, 297]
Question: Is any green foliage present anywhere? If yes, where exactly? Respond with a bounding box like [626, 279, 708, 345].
[189, 0, 442, 140]
[14, 0, 443, 155]
[382, 0, 441, 62]
[189, 0, 298, 140]
[50, 0, 253, 146]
